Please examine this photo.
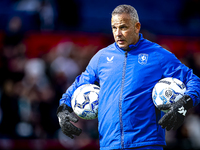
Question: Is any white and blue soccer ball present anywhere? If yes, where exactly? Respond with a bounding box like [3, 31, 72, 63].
[152, 77, 186, 110]
[71, 84, 100, 120]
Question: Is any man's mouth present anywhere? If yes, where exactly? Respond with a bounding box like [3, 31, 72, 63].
[117, 40, 125, 44]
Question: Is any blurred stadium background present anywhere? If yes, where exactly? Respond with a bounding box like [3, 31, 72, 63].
[0, 0, 199, 149]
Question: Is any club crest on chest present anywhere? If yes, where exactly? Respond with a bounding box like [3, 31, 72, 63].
[138, 53, 148, 65]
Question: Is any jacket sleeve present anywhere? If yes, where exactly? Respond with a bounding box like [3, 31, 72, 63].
[59, 50, 102, 107]
[157, 48, 200, 107]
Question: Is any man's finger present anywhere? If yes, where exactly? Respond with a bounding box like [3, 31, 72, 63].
[68, 113, 79, 123]
[61, 128, 74, 139]
[158, 110, 173, 127]
[69, 123, 82, 136]
[157, 104, 171, 111]
[166, 119, 173, 131]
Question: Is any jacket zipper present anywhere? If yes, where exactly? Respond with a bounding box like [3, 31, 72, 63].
[119, 51, 128, 149]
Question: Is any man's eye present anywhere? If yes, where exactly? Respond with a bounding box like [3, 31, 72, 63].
[112, 26, 117, 29]
[121, 26, 127, 30]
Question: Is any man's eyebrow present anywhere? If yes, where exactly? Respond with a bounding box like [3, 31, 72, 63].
[120, 24, 127, 27]
[112, 23, 127, 27]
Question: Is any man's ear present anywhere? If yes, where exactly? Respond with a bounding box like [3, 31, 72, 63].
[135, 22, 141, 34]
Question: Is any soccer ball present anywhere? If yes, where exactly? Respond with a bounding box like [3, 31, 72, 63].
[152, 77, 186, 111]
[71, 84, 100, 120]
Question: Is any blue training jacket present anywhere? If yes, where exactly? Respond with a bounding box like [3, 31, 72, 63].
[60, 34, 200, 149]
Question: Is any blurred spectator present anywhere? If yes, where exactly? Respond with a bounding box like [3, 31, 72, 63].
[3, 16, 24, 47]
[14, 0, 46, 31]
[39, 0, 55, 31]
[0, 16, 26, 83]
[20, 58, 58, 138]
[23, 58, 48, 89]
[50, 42, 80, 87]
[0, 80, 20, 138]
[14, 0, 41, 12]
[185, 114, 200, 149]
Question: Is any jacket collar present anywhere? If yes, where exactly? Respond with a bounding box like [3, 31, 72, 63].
[115, 33, 143, 51]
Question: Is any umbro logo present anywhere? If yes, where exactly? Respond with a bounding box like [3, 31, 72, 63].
[107, 56, 114, 63]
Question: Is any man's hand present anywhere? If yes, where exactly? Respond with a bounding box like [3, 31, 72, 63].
[158, 95, 193, 131]
[57, 104, 82, 138]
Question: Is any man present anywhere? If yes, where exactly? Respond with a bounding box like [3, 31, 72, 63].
[57, 4, 200, 150]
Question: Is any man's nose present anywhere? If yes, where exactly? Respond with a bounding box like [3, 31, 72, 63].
[116, 29, 122, 36]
